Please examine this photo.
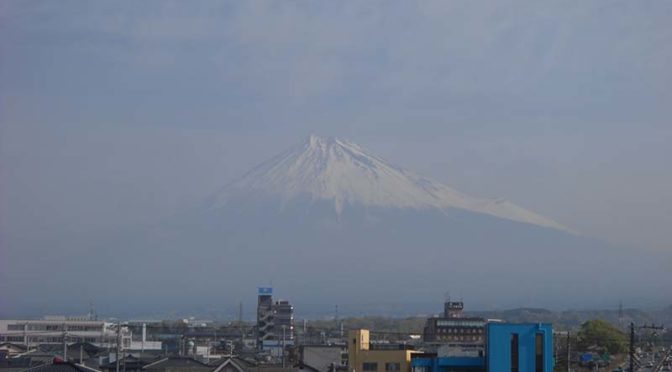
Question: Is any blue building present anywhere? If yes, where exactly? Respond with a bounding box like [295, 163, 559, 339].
[486, 323, 553, 372]
[411, 353, 485, 372]
[411, 323, 553, 372]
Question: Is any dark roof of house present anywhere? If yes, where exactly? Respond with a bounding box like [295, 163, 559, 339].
[211, 357, 255, 372]
[65, 343, 101, 356]
[294, 363, 319, 372]
[0, 343, 29, 352]
[0, 356, 33, 369]
[100, 354, 154, 370]
[25, 360, 101, 372]
[19, 351, 65, 365]
[142, 356, 212, 371]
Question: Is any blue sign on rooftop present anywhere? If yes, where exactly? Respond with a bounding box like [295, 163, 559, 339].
[258, 287, 273, 294]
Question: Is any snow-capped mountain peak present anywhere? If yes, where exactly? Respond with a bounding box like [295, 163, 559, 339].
[212, 135, 570, 232]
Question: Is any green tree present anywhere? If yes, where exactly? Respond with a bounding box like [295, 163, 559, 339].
[577, 319, 627, 354]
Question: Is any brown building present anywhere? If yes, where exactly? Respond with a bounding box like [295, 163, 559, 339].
[422, 301, 486, 355]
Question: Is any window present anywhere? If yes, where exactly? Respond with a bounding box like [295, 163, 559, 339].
[511, 334, 519, 372]
[385, 362, 401, 371]
[535, 333, 544, 372]
[363, 362, 378, 371]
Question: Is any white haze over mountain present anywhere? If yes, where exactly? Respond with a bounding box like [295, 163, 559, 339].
[1, 134, 670, 317]
[213, 135, 569, 232]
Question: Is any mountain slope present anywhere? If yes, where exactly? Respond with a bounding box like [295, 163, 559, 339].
[101, 136, 667, 310]
[211, 135, 569, 232]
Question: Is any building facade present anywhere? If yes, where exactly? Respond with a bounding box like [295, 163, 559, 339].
[485, 323, 553, 372]
[0, 319, 131, 348]
[411, 323, 554, 372]
[257, 287, 275, 349]
[256, 288, 295, 353]
[348, 329, 415, 372]
[273, 300, 294, 342]
[422, 301, 486, 357]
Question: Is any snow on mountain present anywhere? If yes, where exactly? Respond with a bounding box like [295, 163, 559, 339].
[211, 135, 570, 232]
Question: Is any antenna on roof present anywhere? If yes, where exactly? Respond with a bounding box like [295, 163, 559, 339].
[89, 300, 97, 321]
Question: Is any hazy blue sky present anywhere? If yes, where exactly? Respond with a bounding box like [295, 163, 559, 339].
[1, 0, 671, 302]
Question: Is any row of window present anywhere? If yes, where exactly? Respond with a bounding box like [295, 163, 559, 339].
[436, 327, 483, 334]
[6, 324, 101, 332]
[0, 336, 98, 343]
[436, 335, 483, 342]
[362, 362, 401, 371]
[436, 320, 484, 327]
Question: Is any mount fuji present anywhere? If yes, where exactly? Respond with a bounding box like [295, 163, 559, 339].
[125, 135, 664, 312]
[210, 135, 569, 232]
[37, 134, 661, 317]
[3, 137, 669, 317]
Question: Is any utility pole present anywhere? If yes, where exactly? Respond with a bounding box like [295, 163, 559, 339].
[566, 331, 570, 372]
[62, 324, 68, 362]
[629, 323, 635, 372]
[141, 323, 146, 355]
[79, 344, 83, 364]
[116, 324, 121, 372]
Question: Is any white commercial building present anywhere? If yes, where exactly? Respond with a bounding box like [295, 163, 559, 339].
[0, 318, 131, 348]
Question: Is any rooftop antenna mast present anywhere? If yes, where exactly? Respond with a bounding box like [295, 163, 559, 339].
[89, 300, 97, 321]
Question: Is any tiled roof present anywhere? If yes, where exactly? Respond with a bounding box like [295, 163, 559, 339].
[25, 361, 101, 372]
[143, 356, 211, 370]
